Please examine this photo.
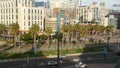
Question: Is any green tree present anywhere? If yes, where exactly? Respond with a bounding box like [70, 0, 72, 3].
[94, 25, 105, 35]
[39, 34, 47, 40]
[45, 27, 52, 47]
[9, 23, 19, 48]
[80, 25, 88, 38]
[73, 23, 81, 42]
[0, 24, 5, 36]
[20, 33, 32, 42]
[61, 24, 68, 45]
[67, 24, 74, 44]
[105, 25, 114, 35]
[29, 24, 40, 53]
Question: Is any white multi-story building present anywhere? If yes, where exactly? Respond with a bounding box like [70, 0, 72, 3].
[0, 0, 45, 33]
[76, 2, 107, 26]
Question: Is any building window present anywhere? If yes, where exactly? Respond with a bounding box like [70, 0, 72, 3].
[41, 22, 42, 25]
[1, 9, 2, 13]
[1, 15, 2, 19]
[38, 10, 39, 14]
[16, 0, 18, 7]
[28, 21, 30, 26]
[28, 15, 30, 20]
[12, 9, 13, 13]
[32, 15, 33, 20]
[35, 9, 36, 14]
[32, 21, 33, 25]
[35, 16, 36, 20]
[41, 10, 42, 14]
[6, 9, 8, 13]
[9, 2, 10, 7]
[32, 9, 33, 14]
[12, 15, 14, 20]
[22, 3, 24, 6]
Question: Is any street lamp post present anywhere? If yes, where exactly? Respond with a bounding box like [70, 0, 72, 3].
[57, 13, 61, 68]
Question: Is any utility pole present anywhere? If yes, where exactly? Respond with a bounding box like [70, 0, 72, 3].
[57, 13, 61, 68]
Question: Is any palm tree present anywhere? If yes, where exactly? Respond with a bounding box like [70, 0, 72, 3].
[80, 25, 88, 38]
[61, 24, 68, 45]
[73, 23, 81, 42]
[0, 24, 5, 36]
[9, 23, 19, 48]
[67, 24, 74, 45]
[29, 24, 40, 54]
[104, 25, 114, 49]
[45, 27, 52, 47]
[105, 25, 114, 35]
[94, 25, 105, 35]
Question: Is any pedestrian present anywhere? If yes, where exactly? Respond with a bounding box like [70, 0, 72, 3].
[103, 47, 107, 63]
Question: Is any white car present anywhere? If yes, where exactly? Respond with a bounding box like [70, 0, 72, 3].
[59, 55, 67, 59]
[47, 61, 57, 66]
[75, 62, 87, 68]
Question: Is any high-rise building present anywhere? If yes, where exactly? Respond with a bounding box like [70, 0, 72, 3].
[0, 0, 45, 33]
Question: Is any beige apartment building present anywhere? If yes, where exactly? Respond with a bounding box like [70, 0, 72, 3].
[45, 17, 64, 33]
[0, 0, 45, 33]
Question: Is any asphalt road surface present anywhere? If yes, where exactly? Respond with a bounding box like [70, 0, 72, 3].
[0, 52, 119, 68]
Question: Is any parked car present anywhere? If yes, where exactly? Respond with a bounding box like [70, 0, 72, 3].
[75, 62, 87, 68]
[47, 61, 57, 66]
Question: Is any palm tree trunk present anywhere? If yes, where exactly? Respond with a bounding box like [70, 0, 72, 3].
[68, 34, 71, 46]
[33, 34, 37, 54]
[76, 31, 78, 42]
[48, 36, 50, 47]
[62, 34, 65, 47]
[14, 34, 16, 48]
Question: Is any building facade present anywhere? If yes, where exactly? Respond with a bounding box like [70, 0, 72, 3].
[0, 0, 45, 33]
[76, 2, 107, 26]
[45, 17, 64, 33]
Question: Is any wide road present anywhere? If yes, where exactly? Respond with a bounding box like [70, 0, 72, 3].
[0, 52, 119, 68]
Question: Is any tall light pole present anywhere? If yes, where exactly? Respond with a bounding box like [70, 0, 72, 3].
[57, 12, 61, 68]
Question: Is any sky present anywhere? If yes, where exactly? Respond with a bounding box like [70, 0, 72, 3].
[35, 0, 120, 9]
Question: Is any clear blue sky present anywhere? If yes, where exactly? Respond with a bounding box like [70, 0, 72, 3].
[35, 0, 120, 9]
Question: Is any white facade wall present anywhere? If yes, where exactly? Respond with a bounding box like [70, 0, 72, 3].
[0, 0, 45, 32]
[76, 2, 107, 26]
